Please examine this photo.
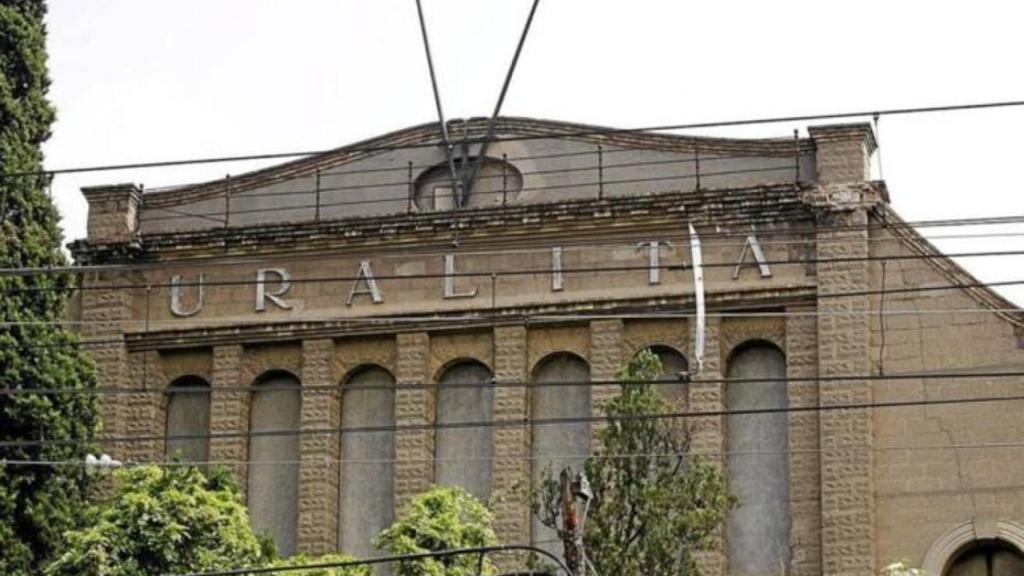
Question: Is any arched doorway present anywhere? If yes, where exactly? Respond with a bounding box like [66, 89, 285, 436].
[945, 540, 1024, 576]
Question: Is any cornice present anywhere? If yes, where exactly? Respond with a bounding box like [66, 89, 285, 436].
[71, 183, 815, 265]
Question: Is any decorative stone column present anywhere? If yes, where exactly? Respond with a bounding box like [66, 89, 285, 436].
[297, 339, 340, 555]
[491, 325, 530, 545]
[210, 344, 248, 491]
[79, 278, 134, 459]
[691, 315, 726, 576]
[125, 349, 163, 462]
[588, 319, 623, 449]
[786, 310, 822, 576]
[394, 332, 432, 510]
[808, 123, 880, 576]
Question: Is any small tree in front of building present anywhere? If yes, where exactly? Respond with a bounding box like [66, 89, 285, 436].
[44, 466, 269, 576]
[375, 486, 499, 576]
[532, 350, 733, 576]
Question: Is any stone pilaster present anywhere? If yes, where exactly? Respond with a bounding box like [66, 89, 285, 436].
[816, 208, 875, 576]
[588, 319, 623, 450]
[79, 277, 134, 459]
[210, 345, 248, 490]
[297, 339, 340, 555]
[491, 325, 530, 548]
[124, 350, 163, 462]
[692, 315, 726, 576]
[786, 310, 822, 576]
[394, 332, 431, 510]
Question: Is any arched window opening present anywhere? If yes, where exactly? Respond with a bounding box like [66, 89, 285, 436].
[946, 540, 1024, 576]
[248, 371, 301, 557]
[639, 345, 689, 408]
[726, 342, 790, 575]
[531, 353, 591, 550]
[436, 360, 494, 500]
[413, 157, 523, 211]
[165, 375, 211, 466]
[339, 365, 396, 557]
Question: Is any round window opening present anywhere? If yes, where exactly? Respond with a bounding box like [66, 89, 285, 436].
[413, 157, 523, 211]
[945, 539, 1024, 576]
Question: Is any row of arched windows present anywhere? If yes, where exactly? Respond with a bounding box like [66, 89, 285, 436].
[164, 342, 792, 571]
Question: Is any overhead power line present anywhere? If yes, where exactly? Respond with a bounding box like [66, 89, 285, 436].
[2, 367, 1021, 397]
[2, 99, 1022, 179]
[12, 439, 1024, 469]
[2, 383, 1023, 450]
[5, 249, 1024, 295]
[8, 210, 1024, 279]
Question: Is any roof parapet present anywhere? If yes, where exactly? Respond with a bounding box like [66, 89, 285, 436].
[808, 123, 877, 186]
[82, 183, 142, 244]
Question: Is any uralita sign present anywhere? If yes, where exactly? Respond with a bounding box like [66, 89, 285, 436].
[166, 234, 773, 318]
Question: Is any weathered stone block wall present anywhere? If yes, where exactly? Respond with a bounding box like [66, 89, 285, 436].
[209, 345, 248, 488]
[868, 222, 1024, 570]
[816, 208, 875, 576]
[394, 332, 432, 510]
[79, 277, 134, 455]
[298, 339, 340, 555]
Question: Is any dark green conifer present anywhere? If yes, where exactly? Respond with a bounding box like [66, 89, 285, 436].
[0, 1, 99, 572]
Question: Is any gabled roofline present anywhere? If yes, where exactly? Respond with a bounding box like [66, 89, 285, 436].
[874, 203, 1024, 327]
[140, 116, 815, 208]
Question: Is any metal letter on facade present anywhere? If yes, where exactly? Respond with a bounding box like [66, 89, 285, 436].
[255, 268, 293, 312]
[170, 274, 204, 317]
[551, 246, 564, 292]
[732, 232, 772, 279]
[637, 240, 673, 285]
[688, 224, 706, 374]
[443, 254, 478, 299]
[347, 260, 383, 306]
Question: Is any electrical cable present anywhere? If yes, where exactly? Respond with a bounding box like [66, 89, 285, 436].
[4, 98, 1023, 179]
[3, 374, 1023, 449]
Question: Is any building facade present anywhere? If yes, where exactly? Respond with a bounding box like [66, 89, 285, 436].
[72, 118, 1024, 575]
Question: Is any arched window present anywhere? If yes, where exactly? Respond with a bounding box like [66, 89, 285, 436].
[165, 375, 211, 465]
[726, 342, 790, 575]
[339, 365, 396, 557]
[946, 540, 1024, 576]
[531, 353, 591, 549]
[413, 157, 523, 211]
[436, 360, 494, 500]
[248, 371, 301, 556]
[639, 345, 688, 407]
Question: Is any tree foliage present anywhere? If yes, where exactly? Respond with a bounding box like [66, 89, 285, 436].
[44, 466, 268, 576]
[375, 486, 499, 576]
[269, 554, 372, 576]
[0, 0, 99, 573]
[533, 350, 733, 576]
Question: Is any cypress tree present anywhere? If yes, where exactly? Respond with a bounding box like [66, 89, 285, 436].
[0, 0, 99, 573]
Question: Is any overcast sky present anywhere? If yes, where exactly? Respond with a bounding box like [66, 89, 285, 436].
[43, 1, 1024, 303]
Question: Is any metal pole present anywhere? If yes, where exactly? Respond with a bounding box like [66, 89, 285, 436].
[223, 174, 231, 228]
[314, 169, 321, 222]
[597, 145, 604, 200]
[407, 160, 414, 213]
[501, 153, 508, 207]
[560, 467, 583, 576]
[694, 145, 701, 190]
[793, 129, 800, 183]
[413, 0, 461, 201]
[464, 0, 543, 195]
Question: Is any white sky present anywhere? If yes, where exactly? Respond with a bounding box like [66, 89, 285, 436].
[43, 1, 1024, 304]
